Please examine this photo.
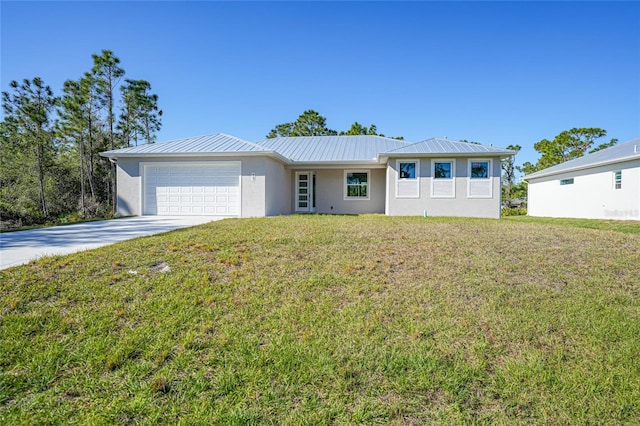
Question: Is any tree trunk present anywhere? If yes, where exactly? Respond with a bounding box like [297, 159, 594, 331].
[35, 141, 48, 217]
[108, 73, 117, 213]
[145, 115, 150, 145]
[79, 134, 86, 216]
[87, 111, 96, 199]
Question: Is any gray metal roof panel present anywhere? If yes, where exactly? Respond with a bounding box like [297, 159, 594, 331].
[101, 133, 517, 163]
[101, 133, 269, 156]
[257, 135, 411, 162]
[384, 138, 514, 155]
[525, 137, 640, 179]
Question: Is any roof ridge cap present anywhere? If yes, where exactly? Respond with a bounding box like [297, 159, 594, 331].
[384, 137, 436, 153]
[214, 133, 271, 151]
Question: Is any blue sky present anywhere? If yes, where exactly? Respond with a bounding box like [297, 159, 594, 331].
[2, 1, 639, 168]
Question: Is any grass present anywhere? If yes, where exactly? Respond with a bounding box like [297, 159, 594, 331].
[1, 215, 639, 424]
[504, 215, 640, 235]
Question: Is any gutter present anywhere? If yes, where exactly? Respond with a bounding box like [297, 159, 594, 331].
[287, 160, 386, 170]
[377, 150, 515, 163]
[99, 150, 293, 165]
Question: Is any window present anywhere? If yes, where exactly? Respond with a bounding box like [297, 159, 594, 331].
[560, 178, 574, 185]
[470, 161, 489, 179]
[468, 159, 492, 198]
[614, 171, 622, 189]
[344, 170, 369, 199]
[399, 162, 416, 179]
[431, 160, 455, 198]
[396, 160, 420, 198]
[434, 161, 452, 179]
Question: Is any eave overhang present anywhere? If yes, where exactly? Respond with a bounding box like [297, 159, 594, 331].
[377, 150, 515, 163]
[99, 150, 292, 165]
[524, 154, 640, 181]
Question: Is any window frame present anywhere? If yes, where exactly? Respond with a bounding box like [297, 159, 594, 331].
[467, 159, 493, 198]
[344, 169, 370, 200]
[396, 159, 420, 198]
[614, 171, 622, 190]
[431, 159, 456, 199]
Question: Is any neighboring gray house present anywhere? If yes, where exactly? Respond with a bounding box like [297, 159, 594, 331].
[100, 133, 514, 218]
[525, 137, 640, 220]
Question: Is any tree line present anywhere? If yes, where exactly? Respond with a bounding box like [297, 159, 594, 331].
[1, 78, 616, 229]
[267, 109, 404, 139]
[501, 128, 617, 208]
[0, 50, 162, 227]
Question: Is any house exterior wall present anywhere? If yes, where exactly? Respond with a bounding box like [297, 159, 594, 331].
[238, 157, 267, 217]
[265, 158, 292, 216]
[527, 159, 640, 220]
[289, 168, 386, 214]
[385, 157, 503, 218]
[114, 156, 286, 218]
[115, 158, 142, 216]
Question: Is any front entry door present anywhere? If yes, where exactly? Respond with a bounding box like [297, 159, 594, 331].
[296, 172, 316, 212]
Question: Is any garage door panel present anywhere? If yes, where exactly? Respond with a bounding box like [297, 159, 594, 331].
[143, 163, 240, 216]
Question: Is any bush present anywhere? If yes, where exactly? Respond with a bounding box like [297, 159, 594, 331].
[502, 207, 527, 216]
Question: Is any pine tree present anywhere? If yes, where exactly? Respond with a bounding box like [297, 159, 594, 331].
[1, 78, 57, 218]
[92, 50, 125, 211]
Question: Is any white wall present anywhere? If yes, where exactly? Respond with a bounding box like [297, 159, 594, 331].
[289, 168, 386, 214]
[114, 156, 288, 218]
[239, 157, 268, 217]
[265, 158, 292, 216]
[116, 158, 141, 216]
[385, 158, 503, 219]
[528, 159, 640, 220]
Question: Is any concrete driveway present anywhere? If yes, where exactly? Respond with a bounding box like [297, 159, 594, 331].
[0, 216, 221, 270]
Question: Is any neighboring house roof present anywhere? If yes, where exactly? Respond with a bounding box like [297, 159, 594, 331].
[100, 132, 514, 164]
[524, 137, 640, 180]
[379, 137, 514, 160]
[257, 135, 410, 163]
[100, 133, 275, 157]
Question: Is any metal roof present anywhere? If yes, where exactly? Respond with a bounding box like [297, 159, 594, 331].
[100, 133, 514, 164]
[257, 135, 410, 162]
[100, 133, 270, 157]
[525, 137, 640, 180]
[382, 137, 515, 156]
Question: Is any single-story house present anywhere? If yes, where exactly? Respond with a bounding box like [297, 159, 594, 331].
[524, 137, 640, 220]
[100, 133, 514, 218]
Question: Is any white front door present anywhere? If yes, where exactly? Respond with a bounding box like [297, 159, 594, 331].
[295, 171, 315, 213]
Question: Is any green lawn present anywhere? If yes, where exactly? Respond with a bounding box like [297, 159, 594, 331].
[504, 215, 640, 235]
[1, 215, 639, 424]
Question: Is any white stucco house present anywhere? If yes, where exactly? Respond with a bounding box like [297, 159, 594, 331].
[525, 137, 640, 220]
[100, 133, 514, 219]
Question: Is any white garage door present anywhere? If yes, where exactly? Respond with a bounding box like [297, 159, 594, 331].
[143, 162, 241, 216]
